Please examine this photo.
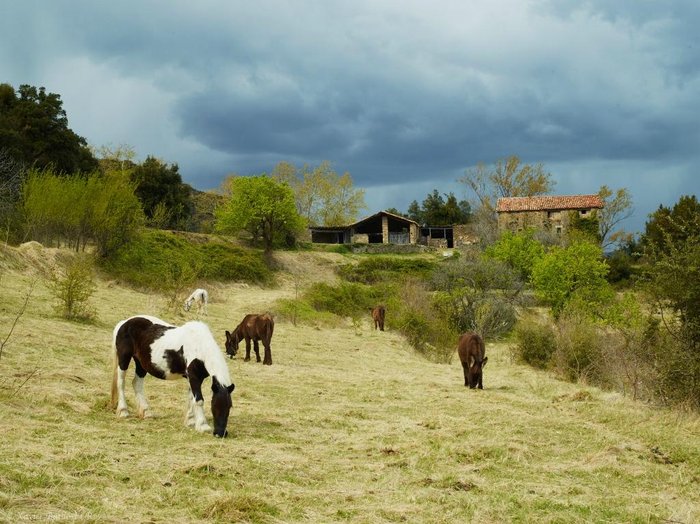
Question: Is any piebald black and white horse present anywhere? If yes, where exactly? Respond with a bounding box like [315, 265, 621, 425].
[184, 288, 209, 315]
[111, 315, 234, 437]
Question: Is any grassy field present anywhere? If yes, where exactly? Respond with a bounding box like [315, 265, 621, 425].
[0, 244, 698, 523]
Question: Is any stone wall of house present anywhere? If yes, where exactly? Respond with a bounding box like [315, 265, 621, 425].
[497, 210, 581, 234]
[352, 233, 369, 244]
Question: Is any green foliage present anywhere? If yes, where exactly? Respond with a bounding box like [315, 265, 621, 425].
[46, 255, 96, 321]
[338, 256, 437, 284]
[405, 190, 471, 225]
[513, 320, 556, 369]
[530, 241, 613, 317]
[305, 281, 381, 318]
[130, 156, 193, 230]
[567, 211, 601, 244]
[485, 229, 545, 280]
[216, 175, 306, 253]
[21, 169, 144, 255]
[101, 230, 272, 290]
[272, 298, 340, 327]
[387, 279, 458, 363]
[0, 83, 98, 174]
[605, 249, 635, 285]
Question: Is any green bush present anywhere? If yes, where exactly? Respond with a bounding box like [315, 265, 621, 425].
[339, 256, 436, 284]
[101, 230, 272, 290]
[272, 298, 341, 327]
[513, 320, 556, 369]
[305, 281, 381, 318]
[47, 254, 96, 321]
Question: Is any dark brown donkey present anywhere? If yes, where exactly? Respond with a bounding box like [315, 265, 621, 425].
[371, 305, 386, 331]
[457, 332, 488, 389]
[225, 314, 274, 365]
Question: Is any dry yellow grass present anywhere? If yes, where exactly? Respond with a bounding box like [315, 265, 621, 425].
[0, 244, 699, 523]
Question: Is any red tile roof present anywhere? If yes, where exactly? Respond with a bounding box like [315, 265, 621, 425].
[496, 194, 604, 213]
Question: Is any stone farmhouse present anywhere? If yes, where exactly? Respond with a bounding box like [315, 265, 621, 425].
[496, 194, 604, 236]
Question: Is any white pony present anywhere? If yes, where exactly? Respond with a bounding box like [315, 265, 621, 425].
[184, 288, 209, 315]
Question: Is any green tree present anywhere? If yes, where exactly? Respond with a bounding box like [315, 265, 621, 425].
[406, 200, 422, 223]
[643, 195, 700, 256]
[531, 241, 613, 317]
[0, 83, 98, 174]
[215, 175, 306, 254]
[130, 156, 193, 230]
[485, 229, 545, 281]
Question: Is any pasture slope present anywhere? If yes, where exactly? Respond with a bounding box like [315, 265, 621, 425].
[0, 244, 698, 524]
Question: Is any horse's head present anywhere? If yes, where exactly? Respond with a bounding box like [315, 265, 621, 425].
[224, 330, 239, 358]
[468, 356, 488, 388]
[211, 377, 235, 438]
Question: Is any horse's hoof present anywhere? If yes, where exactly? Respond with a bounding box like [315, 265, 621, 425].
[140, 409, 153, 419]
[195, 423, 212, 433]
[117, 409, 129, 418]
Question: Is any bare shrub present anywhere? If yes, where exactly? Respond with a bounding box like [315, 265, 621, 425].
[553, 311, 603, 383]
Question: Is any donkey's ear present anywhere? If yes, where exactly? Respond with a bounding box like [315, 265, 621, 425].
[178, 346, 184, 355]
[227, 383, 235, 394]
[225, 330, 231, 340]
[482, 356, 488, 367]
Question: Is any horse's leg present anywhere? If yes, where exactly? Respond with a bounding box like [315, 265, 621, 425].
[116, 355, 131, 417]
[244, 338, 251, 361]
[132, 359, 153, 418]
[187, 372, 211, 432]
[263, 339, 272, 365]
[462, 362, 470, 387]
[253, 339, 261, 362]
[184, 385, 196, 427]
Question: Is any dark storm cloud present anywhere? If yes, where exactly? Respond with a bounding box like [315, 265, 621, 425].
[1, 0, 698, 232]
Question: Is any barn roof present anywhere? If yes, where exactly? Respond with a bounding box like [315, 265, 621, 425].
[347, 210, 419, 228]
[496, 194, 604, 213]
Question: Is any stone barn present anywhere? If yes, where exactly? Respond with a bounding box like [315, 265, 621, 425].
[310, 211, 420, 245]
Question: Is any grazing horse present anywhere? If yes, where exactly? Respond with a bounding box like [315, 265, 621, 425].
[371, 305, 386, 331]
[457, 332, 488, 389]
[225, 313, 274, 365]
[111, 315, 235, 437]
[184, 288, 209, 315]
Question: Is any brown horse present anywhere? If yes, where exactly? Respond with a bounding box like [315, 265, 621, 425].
[371, 305, 386, 331]
[457, 332, 487, 389]
[225, 314, 274, 365]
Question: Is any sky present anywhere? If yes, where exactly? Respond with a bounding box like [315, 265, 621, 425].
[2, 0, 699, 234]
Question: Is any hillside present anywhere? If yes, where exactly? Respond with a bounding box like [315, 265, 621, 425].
[0, 244, 698, 523]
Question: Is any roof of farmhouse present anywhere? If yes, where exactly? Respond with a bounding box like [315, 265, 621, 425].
[496, 194, 604, 213]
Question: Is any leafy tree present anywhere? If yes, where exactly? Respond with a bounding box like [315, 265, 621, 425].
[406, 200, 422, 223]
[485, 229, 545, 281]
[215, 175, 306, 254]
[384, 207, 406, 217]
[598, 185, 633, 249]
[531, 241, 613, 317]
[459, 155, 555, 212]
[0, 83, 98, 174]
[567, 210, 601, 244]
[643, 195, 700, 256]
[272, 161, 366, 226]
[22, 169, 143, 256]
[403, 190, 470, 225]
[130, 156, 193, 230]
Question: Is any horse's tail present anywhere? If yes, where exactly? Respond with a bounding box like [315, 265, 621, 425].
[266, 315, 275, 342]
[110, 321, 122, 409]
